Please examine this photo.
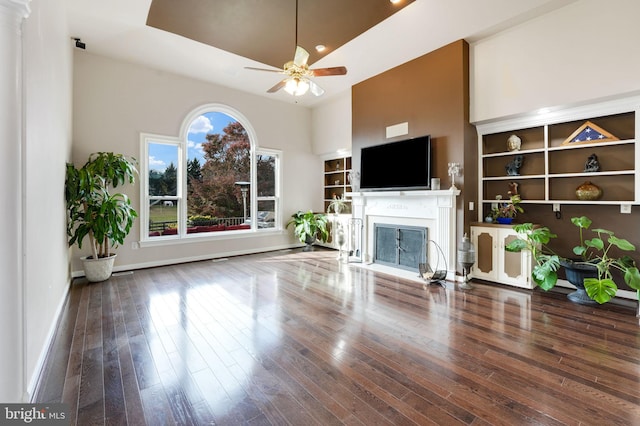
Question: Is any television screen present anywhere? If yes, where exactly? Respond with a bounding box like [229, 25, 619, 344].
[360, 135, 432, 191]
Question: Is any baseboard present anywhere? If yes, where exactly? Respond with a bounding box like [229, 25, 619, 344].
[26, 279, 72, 402]
[70, 243, 299, 278]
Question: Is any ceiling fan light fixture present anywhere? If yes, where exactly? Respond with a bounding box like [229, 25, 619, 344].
[284, 77, 310, 96]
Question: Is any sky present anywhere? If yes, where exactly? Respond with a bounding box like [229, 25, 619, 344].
[149, 111, 237, 172]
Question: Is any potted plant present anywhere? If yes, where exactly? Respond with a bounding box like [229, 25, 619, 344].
[327, 194, 347, 215]
[66, 152, 138, 282]
[505, 216, 640, 304]
[286, 210, 329, 251]
[491, 192, 524, 224]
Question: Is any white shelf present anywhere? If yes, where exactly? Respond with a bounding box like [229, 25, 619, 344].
[476, 99, 639, 218]
[482, 147, 545, 158]
[482, 174, 546, 181]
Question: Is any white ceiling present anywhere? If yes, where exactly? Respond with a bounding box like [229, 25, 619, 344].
[66, 0, 577, 108]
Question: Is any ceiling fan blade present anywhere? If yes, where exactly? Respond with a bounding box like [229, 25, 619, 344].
[310, 66, 348, 77]
[293, 45, 309, 67]
[267, 79, 288, 93]
[309, 80, 325, 97]
[245, 66, 283, 73]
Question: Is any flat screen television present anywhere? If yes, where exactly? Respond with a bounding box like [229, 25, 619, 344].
[360, 135, 432, 191]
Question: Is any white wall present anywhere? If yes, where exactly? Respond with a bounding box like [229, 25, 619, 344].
[16, 0, 72, 401]
[311, 90, 352, 157]
[470, 0, 640, 123]
[72, 52, 321, 273]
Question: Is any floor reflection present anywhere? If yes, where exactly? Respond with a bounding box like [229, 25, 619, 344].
[48, 248, 639, 425]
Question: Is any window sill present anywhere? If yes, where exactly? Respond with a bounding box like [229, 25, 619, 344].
[138, 227, 284, 249]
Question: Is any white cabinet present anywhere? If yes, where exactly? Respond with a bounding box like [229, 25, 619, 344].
[471, 224, 533, 289]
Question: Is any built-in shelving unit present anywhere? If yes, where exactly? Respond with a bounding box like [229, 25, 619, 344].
[323, 156, 352, 214]
[476, 97, 640, 220]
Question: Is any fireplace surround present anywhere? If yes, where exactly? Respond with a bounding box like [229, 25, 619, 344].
[348, 189, 460, 279]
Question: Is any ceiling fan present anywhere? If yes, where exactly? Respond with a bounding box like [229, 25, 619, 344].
[244, 0, 347, 97]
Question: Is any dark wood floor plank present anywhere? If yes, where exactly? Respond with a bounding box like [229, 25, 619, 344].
[34, 248, 640, 425]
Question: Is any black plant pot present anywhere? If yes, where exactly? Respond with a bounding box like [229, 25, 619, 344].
[560, 259, 598, 305]
[303, 235, 316, 252]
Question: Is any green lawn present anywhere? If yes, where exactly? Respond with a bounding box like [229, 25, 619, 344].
[149, 205, 177, 223]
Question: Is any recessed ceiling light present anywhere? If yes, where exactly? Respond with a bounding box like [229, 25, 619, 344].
[390, 0, 402, 4]
[315, 45, 326, 52]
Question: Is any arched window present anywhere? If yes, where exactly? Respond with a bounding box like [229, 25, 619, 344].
[140, 104, 280, 242]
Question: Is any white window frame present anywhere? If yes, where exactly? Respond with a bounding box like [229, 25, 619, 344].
[255, 147, 282, 230]
[139, 104, 281, 246]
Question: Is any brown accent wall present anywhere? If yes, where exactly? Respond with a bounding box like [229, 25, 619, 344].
[352, 39, 477, 253]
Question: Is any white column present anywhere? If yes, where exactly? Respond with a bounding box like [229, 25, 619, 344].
[0, 0, 30, 403]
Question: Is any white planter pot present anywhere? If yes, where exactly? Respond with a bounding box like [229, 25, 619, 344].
[81, 254, 117, 282]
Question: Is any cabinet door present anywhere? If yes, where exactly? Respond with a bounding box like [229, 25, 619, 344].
[471, 227, 497, 281]
[496, 228, 533, 289]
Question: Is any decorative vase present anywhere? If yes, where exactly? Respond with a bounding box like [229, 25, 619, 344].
[496, 217, 513, 224]
[303, 235, 316, 252]
[575, 181, 602, 201]
[507, 134, 521, 152]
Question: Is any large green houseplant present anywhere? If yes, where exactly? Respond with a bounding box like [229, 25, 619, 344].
[286, 210, 329, 251]
[65, 152, 138, 281]
[506, 216, 640, 304]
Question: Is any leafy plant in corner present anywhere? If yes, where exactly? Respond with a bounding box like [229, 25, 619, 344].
[506, 216, 640, 304]
[66, 152, 138, 260]
[569, 216, 640, 303]
[286, 210, 329, 247]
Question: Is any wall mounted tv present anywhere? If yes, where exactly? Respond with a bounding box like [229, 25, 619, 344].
[360, 135, 432, 191]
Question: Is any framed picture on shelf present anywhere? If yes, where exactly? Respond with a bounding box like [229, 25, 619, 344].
[561, 121, 619, 146]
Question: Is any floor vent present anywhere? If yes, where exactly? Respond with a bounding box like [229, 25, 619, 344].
[112, 271, 134, 277]
[211, 258, 229, 263]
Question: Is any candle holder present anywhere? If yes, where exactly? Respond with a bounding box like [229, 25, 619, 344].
[448, 162, 460, 189]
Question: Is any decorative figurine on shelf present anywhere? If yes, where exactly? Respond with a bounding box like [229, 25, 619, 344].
[348, 171, 360, 192]
[507, 134, 522, 152]
[584, 153, 601, 172]
[508, 181, 519, 196]
[505, 154, 524, 176]
[448, 162, 460, 189]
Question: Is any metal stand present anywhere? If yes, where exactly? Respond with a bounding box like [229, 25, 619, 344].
[419, 240, 447, 287]
[348, 218, 363, 263]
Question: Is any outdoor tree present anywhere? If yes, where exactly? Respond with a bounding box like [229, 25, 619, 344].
[188, 121, 250, 217]
[148, 162, 177, 196]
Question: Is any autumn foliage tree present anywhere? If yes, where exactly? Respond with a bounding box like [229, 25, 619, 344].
[188, 121, 250, 218]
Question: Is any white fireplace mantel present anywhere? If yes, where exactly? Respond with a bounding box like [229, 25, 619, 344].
[348, 189, 460, 278]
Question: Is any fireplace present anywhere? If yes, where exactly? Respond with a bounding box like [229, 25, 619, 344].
[348, 189, 460, 279]
[374, 224, 427, 272]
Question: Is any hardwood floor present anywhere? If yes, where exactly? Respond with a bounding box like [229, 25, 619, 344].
[34, 248, 640, 425]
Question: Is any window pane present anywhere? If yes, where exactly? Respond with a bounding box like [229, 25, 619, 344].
[148, 199, 178, 237]
[186, 112, 251, 230]
[148, 143, 178, 196]
[257, 154, 276, 196]
[257, 200, 275, 229]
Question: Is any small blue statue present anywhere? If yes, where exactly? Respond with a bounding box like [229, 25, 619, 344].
[505, 154, 524, 176]
[584, 153, 600, 172]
